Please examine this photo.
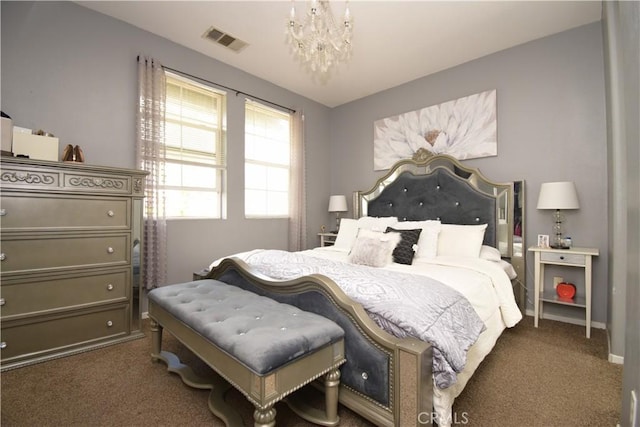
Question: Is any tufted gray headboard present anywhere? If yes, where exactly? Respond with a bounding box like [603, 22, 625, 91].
[366, 168, 497, 247]
[354, 154, 518, 258]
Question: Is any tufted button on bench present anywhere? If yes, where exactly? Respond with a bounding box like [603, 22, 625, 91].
[148, 279, 346, 427]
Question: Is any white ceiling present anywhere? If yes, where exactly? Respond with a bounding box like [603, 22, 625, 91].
[76, 1, 602, 107]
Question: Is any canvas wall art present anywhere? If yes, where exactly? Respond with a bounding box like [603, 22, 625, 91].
[373, 90, 497, 170]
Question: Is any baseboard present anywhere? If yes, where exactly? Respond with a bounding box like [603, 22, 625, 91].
[524, 310, 606, 329]
[607, 329, 625, 364]
[608, 353, 624, 364]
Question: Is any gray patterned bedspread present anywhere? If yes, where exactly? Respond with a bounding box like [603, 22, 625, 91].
[237, 250, 485, 388]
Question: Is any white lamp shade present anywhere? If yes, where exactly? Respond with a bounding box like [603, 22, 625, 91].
[328, 195, 348, 212]
[537, 181, 580, 210]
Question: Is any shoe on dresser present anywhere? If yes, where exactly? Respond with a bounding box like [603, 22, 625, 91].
[73, 145, 85, 163]
[62, 144, 74, 162]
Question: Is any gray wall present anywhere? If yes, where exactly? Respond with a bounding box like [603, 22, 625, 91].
[328, 23, 609, 326]
[1, 1, 333, 284]
[603, 1, 640, 425]
[1, 2, 619, 338]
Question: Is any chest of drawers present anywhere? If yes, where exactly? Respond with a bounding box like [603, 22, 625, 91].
[0, 157, 147, 370]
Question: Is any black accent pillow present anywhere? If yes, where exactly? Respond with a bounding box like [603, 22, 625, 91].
[385, 227, 422, 265]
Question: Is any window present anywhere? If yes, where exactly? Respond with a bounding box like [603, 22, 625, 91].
[164, 72, 226, 218]
[245, 100, 291, 218]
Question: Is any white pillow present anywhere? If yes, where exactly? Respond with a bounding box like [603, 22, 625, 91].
[479, 245, 502, 262]
[437, 224, 488, 258]
[348, 229, 401, 267]
[333, 218, 359, 251]
[356, 216, 398, 232]
[333, 217, 398, 251]
[393, 220, 441, 260]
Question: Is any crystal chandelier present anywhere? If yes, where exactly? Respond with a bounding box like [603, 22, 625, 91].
[286, 0, 353, 78]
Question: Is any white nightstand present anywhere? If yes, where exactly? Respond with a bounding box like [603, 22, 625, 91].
[318, 232, 338, 247]
[528, 246, 599, 338]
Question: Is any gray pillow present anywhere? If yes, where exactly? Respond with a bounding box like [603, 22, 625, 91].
[348, 229, 401, 267]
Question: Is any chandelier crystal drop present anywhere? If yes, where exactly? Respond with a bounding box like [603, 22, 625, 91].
[286, 0, 353, 78]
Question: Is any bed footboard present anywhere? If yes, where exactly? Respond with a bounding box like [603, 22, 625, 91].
[204, 257, 433, 427]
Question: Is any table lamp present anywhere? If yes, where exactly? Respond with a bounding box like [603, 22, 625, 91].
[536, 181, 580, 249]
[328, 195, 348, 232]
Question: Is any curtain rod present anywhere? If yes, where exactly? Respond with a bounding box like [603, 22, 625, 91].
[163, 64, 296, 114]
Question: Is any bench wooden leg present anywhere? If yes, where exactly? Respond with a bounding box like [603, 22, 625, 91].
[324, 368, 341, 425]
[150, 319, 163, 361]
[284, 367, 342, 427]
[253, 406, 276, 427]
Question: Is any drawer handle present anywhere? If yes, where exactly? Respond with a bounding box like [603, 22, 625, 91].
[560, 256, 565, 260]
[106, 284, 114, 291]
[0, 342, 6, 349]
[0, 298, 5, 306]
[107, 210, 115, 217]
[0, 208, 6, 216]
[106, 320, 113, 327]
[0, 253, 5, 261]
[107, 247, 114, 254]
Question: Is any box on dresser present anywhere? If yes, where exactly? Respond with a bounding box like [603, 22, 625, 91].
[0, 157, 148, 371]
[11, 132, 59, 161]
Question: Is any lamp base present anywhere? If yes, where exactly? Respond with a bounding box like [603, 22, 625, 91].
[550, 244, 571, 250]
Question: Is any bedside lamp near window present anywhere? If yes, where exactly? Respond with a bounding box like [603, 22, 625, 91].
[328, 195, 348, 232]
[536, 181, 580, 249]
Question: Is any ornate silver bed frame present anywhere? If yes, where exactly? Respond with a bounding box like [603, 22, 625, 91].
[204, 154, 525, 426]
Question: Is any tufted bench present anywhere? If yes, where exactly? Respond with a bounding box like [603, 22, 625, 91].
[148, 279, 346, 427]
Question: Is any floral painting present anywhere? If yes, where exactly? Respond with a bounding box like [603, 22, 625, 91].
[373, 90, 497, 170]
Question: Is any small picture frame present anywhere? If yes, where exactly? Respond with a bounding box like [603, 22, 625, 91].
[537, 234, 550, 248]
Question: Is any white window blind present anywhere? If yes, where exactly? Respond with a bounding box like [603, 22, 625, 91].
[164, 72, 226, 218]
[245, 100, 291, 218]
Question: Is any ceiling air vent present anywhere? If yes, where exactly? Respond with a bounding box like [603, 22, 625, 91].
[203, 27, 248, 53]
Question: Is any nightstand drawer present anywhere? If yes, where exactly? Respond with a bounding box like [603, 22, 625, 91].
[540, 251, 586, 266]
[540, 252, 586, 265]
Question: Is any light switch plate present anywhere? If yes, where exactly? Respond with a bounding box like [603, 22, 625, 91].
[553, 276, 564, 289]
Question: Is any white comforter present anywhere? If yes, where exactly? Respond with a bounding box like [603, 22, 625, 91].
[301, 247, 522, 328]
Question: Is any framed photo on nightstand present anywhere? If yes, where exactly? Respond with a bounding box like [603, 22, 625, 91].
[537, 234, 550, 248]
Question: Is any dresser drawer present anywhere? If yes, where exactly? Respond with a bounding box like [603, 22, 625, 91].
[0, 194, 130, 231]
[0, 164, 139, 195]
[0, 234, 129, 274]
[0, 305, 129, 362]
[1, 269, 129, 320]
[539, 251, 586, 266]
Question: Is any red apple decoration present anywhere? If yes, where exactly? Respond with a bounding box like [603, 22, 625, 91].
[557, 282, 576, 299]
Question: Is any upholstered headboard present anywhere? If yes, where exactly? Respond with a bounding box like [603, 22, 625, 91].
[366, 167, 497, 247]
[354, 154, 519, 257]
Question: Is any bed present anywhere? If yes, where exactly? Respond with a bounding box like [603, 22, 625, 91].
[203, 154, 525, 426]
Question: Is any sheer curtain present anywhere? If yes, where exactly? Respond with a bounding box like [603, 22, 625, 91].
[288, 110, 307, 251]
[136, 56, 168, 289]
